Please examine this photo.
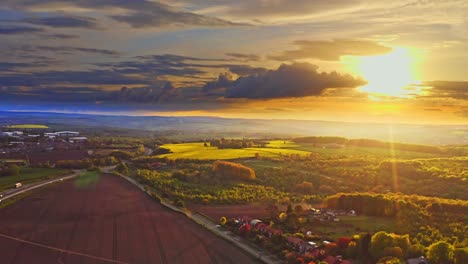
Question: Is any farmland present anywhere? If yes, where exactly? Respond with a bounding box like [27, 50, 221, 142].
[0, 167, 71, 191]
[0, 173, 258, 264]
[267, 140, 441, 159]
[6, 124, 49, 129]
[158, 142, 311, 160]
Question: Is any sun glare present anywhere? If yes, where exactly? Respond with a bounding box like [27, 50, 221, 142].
[351, 47, 421, 98]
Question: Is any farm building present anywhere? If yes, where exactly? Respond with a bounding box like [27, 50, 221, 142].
[56, 131, 80, 137]
[69, 137, 88, 144]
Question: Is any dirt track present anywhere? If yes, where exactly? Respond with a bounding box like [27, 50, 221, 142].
[0, 174, 259, 264]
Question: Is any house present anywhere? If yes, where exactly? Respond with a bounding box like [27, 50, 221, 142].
[407, 256, 428, 264]
[56, 131, 80, 137]
[69, 137, 88, 144]
[324, 255, 352, 264]
[287, 236, 312, 254]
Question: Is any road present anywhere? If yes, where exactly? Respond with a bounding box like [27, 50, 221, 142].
[0, 170, 83, 202]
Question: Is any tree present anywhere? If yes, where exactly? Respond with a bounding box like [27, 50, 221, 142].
[453, 248, 468, 264]
[219, 216, 227, 225]
[116, 162, 129, 175]
[294, 204, 304, 215]
[6, 164, 20, 176]
[427, 241, 454, 264]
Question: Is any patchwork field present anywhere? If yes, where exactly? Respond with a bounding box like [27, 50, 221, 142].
[0, 174, 258, 264]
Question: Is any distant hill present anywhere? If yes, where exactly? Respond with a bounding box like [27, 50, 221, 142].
[0, 111, 466, 145]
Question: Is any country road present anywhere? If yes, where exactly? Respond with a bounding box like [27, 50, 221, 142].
[0, 169, 84, 202]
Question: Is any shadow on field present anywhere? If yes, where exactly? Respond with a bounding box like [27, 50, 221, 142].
[74, 171, 101, 188]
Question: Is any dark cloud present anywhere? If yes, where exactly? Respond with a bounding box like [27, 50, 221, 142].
[422, 81, 468, 100]
[202, 73, 235, 91]
[0, 69, 148, 87]
[2, 0, 245, 28]
[228, 65, 267, 76]
[22, 15, 98, 29]
[41, 33, 78, 39]
[225, 53, 261, 61]
[270, 39, 392, 61]
[36, 46, 120, 56]
[0, 25, 43, 34]
[116, 82, 175, 103]
[226, 62, 367, 99]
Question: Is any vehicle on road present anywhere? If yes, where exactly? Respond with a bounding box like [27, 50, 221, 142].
[15, 183, 22, 188]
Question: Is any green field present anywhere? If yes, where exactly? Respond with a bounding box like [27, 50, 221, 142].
[310, 215, 397, 240]
[268, 140, 439, 159]
[158, 142, 311, 160]
[158, 140, 439, 160]
[0, 168, 71, 191]
[6, 124, 49, 129]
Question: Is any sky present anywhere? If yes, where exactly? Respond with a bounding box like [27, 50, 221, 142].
[0, 0, 467, 124]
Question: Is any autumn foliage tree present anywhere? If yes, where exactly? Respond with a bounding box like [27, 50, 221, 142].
[212, 161, 256, 181]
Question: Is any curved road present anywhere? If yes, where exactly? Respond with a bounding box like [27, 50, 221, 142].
[0, 170, 83, 202]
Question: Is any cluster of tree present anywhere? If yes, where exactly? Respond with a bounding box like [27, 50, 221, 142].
[132, 168, 319, 204]
[0, 164, 20, 176]
[212, 160, 256, 181]
[370, 232, 467, 264]
[324, 192, 468, 249]
[293, 136, 443, 154]
[56, 157, 118, 169]
[209, 138, 266, 149]
[255, 156, 467, 200]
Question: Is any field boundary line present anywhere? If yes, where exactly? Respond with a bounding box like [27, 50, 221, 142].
[0, 233, 129, 264]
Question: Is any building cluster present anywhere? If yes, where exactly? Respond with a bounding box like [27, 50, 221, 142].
[0, 129, 87, 154]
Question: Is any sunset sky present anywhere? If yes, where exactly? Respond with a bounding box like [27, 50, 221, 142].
[0, 0, 467, 124]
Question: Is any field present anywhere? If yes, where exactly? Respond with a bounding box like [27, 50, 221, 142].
[267, 140, 439, 159]
[0, 167, 71, 191]
[158, 141, 441, 161]
[187, 203, 287, 221]
[0, 174, 258, 264]
[159, 142, 311, 160]
[28, 150, 89, 164]
[6, 124, 49, 129]
[309, 215, 397, 240]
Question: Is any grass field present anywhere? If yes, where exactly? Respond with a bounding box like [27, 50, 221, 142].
[0, 168, 71, 191]
[310, 215, 397, 240]
[268, 140, 439, 159]
[6, 124, 49, 129]
[158, 142, 311, 160]
[159, 141, 438, 160]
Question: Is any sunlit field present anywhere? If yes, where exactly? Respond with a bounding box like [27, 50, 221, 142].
[6, 124, 49, 129]
[159, 142, 311, 160]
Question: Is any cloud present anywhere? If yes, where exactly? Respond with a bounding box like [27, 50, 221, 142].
[42, 33, 78, 39]
[270, 39, 392, 61]
[228, 65, 267, 76]
[2, 0, 245, 28]
[0, 25, 43, 34]
[22, 15, 98, 29]
[226, 62, 366, 99]
[36, 46, 120, 56]
[422, 81, 468, 100]
[0, 69, 148, 87]
[116, 82, 175, 103]
[202, 73, 235, 91]
[225, 53, 261, 61]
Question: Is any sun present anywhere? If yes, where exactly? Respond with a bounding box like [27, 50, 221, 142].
[350, 47, 421, 98]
